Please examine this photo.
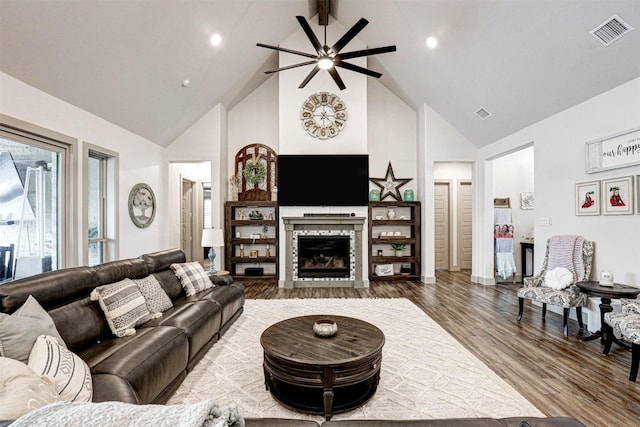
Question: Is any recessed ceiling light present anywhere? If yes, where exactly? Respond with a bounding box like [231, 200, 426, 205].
[181, 79, 191, 88]
[426, 36, 438, 49]
[209, 33, 222, 47]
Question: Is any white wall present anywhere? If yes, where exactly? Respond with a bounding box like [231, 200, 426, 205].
[492, 146, 535, 281]
[420, 103, 477, 283]
[478, 77, 640, 328]
[0, 72, 165, 263]
[368, 79, 418, 195]
[278, 17, 367, 155]
[227, 75, 280, 184]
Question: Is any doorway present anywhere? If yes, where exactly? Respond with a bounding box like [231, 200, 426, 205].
[434, 162, 474, 271]
[169, 162, 210, 263]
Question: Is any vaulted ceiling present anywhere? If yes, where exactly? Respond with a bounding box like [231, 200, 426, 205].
[1, 0, 639, 148]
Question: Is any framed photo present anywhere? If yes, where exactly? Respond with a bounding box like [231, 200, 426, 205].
[575, 181, 600, 216]
[602, 176, 634, 215]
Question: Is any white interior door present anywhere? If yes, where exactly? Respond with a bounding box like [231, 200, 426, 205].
[457, 181, 473, 270]
[181, 177, 195, 261]
[434, 182, 450, 270]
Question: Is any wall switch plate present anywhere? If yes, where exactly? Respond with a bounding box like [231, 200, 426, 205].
[537, 217, 552, 226]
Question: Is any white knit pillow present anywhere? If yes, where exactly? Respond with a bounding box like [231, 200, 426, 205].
[544, 267, 574, 290]
[170, 262, 213, 297]
[28, 335, 92, 402]
[90, 279, 154, 337]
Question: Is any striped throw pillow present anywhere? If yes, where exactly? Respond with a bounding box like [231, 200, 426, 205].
[90, 279, 153, 337]
[170, 262, 212, 297]
[28, 335, 92, 402]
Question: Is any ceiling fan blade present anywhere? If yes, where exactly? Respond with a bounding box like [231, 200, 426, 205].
[335, 45, 397, 61]
[298, 66, 321, 88]
[331, 18, 369, 54]
[328, 67, 346, 90]
[335, 61, 382, 78]
[256, 43, 318, 59]
[264, 60, 318, 74]
[296, 16, 324, 55]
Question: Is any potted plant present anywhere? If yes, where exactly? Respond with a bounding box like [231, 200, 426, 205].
[391, 243, 406, 257]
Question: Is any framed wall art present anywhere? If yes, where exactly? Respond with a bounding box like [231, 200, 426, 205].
[586, 127, 640, 173]
[520, 192, 535, 210]
[602, 176, 634, 215]
[128, 183, 156, 228]
[575, 181, 600, 216]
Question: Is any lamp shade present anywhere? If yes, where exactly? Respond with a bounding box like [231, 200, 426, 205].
[201, 228, 224, 247]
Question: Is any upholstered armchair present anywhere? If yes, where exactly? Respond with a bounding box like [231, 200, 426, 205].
[517, 236, 594, 336]
[603, 299, 640, 381]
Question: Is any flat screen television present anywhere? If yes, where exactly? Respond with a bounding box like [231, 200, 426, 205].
[277, 154, 369, 206]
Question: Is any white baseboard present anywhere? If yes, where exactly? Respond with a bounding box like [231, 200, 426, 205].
[471, 275, 496, 286]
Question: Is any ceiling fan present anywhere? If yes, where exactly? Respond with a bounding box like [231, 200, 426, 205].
[256, 13, 396, 90]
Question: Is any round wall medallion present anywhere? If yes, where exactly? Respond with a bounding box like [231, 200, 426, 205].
[300, 92, 348, 139]
[128, 183, 156, 228]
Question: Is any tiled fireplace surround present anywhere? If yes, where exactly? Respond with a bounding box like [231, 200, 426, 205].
[281, 216, 367, 288]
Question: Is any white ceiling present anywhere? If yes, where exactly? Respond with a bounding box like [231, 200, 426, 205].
[1, 0, 639, 148]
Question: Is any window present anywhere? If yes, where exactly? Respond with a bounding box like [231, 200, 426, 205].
[0, 115, 76, 279]
[84, 144, 118, 266]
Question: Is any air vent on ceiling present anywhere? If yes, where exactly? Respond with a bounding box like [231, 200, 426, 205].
[474, 107, 492, 120]
[590, 14, 633, 46]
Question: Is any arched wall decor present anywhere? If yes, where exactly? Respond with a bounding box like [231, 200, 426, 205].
[234, 143, 277, 201]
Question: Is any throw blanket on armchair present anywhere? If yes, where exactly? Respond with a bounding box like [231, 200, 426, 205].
[10, 400, 244, 427]
[546, 235, 585, 283]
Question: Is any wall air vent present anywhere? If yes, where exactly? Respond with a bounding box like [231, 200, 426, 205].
[591, 15, 633, 46]
[474, 107, 492, 120]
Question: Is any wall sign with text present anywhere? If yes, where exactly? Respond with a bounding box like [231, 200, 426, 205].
[586, 127, 640, 173]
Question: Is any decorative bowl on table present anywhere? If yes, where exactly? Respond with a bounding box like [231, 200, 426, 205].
[313, 319, 338, 337]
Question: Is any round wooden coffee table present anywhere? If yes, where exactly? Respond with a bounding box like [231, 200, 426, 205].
[260, 315, 385, 420]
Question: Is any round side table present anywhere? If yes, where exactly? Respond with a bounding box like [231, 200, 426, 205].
[576, 281, 640, 343]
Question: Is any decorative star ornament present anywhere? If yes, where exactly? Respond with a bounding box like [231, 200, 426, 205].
[369, 162, 412, 201]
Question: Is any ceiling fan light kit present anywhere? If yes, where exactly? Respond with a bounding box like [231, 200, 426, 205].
[257, 14, 396, 90]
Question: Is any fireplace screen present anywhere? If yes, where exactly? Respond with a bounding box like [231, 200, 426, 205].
[297, 235, 350, 278]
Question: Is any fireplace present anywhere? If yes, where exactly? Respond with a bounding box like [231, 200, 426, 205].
[282, 216, 366, 288]
[297, 235, 350, 278]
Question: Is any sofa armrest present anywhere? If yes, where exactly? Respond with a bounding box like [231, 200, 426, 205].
[208, 274, 233, 286]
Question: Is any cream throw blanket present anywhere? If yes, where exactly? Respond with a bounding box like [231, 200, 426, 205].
[10, 400, 244, 427]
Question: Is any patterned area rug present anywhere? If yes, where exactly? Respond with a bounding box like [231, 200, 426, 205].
[168, 298, 543, 421]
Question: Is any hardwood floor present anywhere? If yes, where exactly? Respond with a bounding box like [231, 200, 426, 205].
[242, 271, 640, 427]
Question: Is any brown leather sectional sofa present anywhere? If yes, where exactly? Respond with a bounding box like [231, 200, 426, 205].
[0, 248, 245, 405]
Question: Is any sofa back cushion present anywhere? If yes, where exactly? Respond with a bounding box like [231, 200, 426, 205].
[152, 270, 184, 300]
[49, 297, 111, 353]
[0, 267, 99, 314]
[141, 249, 187, 300]
[93, 258, 149, 286]
[142, 248, 186, 274]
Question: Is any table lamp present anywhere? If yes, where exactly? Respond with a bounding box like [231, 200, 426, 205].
[201, 228, 224, 274]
